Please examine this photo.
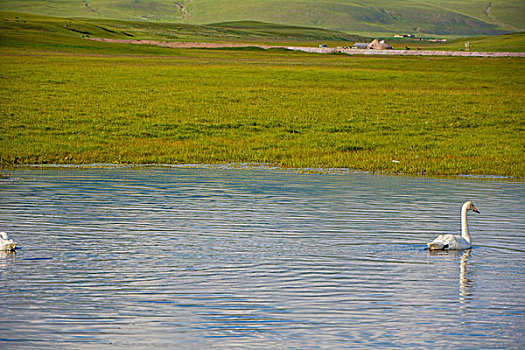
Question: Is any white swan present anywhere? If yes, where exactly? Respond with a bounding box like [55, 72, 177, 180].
[427, 201, 480, 250]
[0, 232, 16, 252]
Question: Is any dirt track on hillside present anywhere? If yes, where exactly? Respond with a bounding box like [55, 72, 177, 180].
[88, 38, 281, 49]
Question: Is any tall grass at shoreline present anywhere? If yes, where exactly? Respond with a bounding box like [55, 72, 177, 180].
[1, 47, 524, 176]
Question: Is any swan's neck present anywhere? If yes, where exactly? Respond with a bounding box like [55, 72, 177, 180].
[461, 205, 471, 243]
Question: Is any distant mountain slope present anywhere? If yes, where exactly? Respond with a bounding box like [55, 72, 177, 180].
[0, 11, 364, 46]
[185, 0, 515, 35]
[0, 0, 523, 35]
[0, 0, 186, 22]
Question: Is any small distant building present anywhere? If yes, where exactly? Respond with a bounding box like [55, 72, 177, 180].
[352, 42, 369, 49]
[394, 34, 415, 38]
[352, 39, 393, 50]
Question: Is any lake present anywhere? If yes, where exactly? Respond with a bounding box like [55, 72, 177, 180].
[0, 166, 523, 349]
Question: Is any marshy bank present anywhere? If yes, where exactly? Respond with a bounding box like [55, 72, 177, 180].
[2, 48, 523, 177]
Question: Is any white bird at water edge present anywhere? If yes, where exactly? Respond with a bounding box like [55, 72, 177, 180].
[0, 232, 17, 252]
[427, 201, 480, 250]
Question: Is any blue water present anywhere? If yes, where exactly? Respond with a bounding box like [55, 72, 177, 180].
[0, 167, 523, 349]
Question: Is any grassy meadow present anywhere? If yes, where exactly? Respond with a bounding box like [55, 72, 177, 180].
[389, 32, 525, 52]
[1, 12, 524, 177]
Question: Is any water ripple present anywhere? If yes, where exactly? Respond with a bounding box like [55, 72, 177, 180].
[0, 167, 523, 349]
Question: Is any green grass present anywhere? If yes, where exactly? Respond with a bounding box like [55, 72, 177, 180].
[442, 32, 525, 52]
[1, 12, 524, 177]
[1, 0, 523, 36]
[387, 32, 525, 52]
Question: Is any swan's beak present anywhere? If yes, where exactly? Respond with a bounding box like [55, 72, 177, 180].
[472, 205, 480, 213]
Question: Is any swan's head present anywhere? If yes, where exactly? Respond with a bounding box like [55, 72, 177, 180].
[464, 201, 480, 213]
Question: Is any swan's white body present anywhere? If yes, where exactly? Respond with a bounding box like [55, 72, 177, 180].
[0, 232, 16, 252]
[427, 201, 480, 251]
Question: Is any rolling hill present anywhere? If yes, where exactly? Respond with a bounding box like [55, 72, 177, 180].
[0, 11, 365, 50]
[0, 0, 523, 36]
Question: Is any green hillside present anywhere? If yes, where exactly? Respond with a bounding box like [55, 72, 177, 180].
[0, 11, 363, 50]
[0, 0, 523, 36]
[185, 0, 520, 35]
[1, 11, 523, 55]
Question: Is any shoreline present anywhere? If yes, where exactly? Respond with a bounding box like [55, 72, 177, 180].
[3, 163, 522, 181]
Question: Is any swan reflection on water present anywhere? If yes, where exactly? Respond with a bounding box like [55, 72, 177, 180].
[458, 249, 473, 305]
[428, 249, 473, 306]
